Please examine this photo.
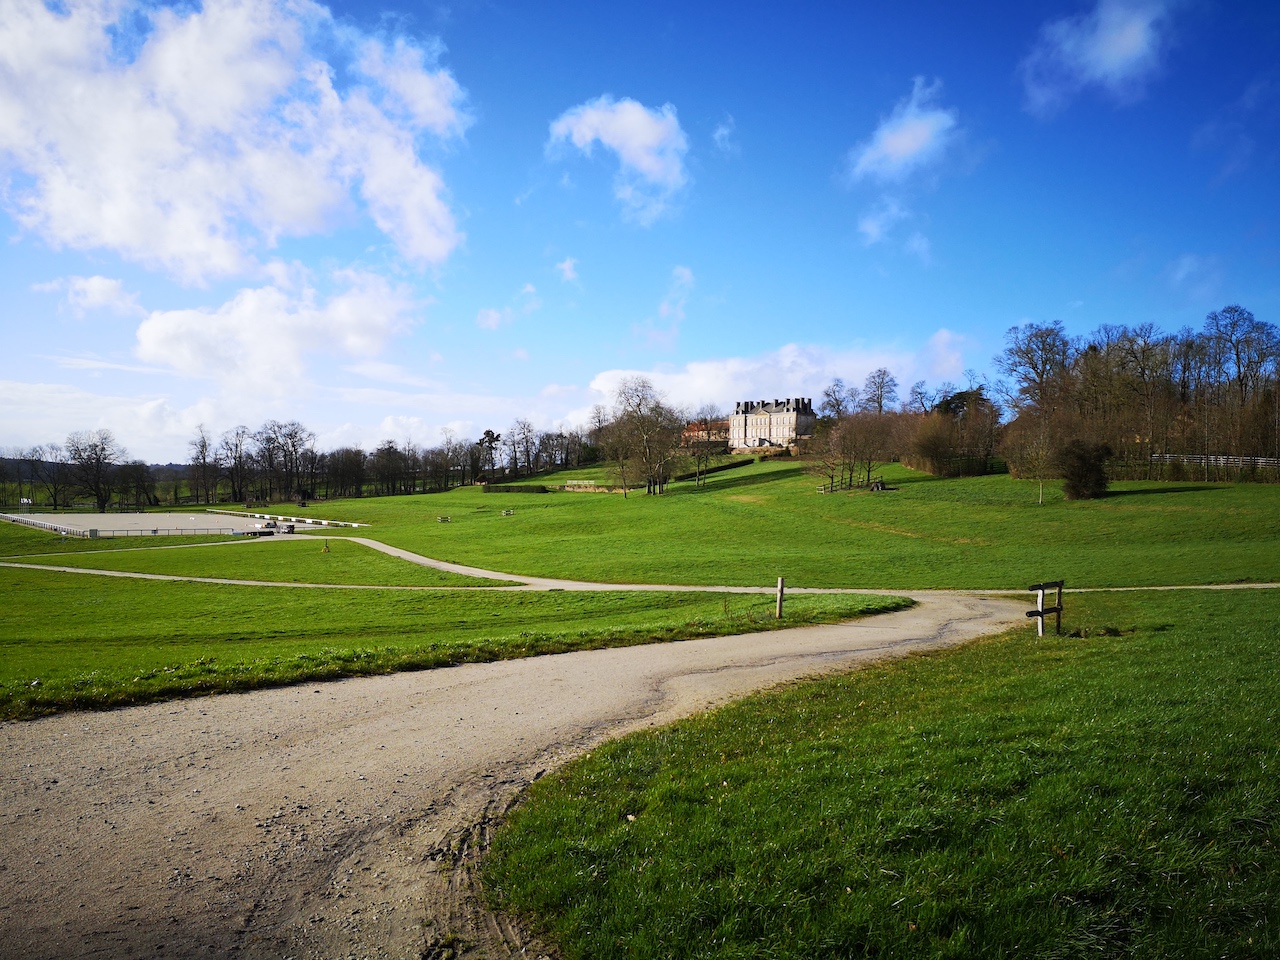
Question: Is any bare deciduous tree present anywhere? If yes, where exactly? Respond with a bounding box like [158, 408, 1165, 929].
[861, 368, 899, 415]
[66, 428, 126, 513]
[26, 442, 71, 509]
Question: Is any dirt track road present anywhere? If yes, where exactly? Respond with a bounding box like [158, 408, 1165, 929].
[0, 593, 1022, 960]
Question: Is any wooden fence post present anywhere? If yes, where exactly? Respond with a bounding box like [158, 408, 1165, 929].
[1027, 580, 1064, 637]
[776, 577, 785, 619]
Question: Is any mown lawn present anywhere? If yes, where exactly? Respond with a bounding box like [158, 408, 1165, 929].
[0, 565, 909, 719]
[284, 462, 1280, 588]
[5, 535, 504, 587]
[484, 588, 1280, 959]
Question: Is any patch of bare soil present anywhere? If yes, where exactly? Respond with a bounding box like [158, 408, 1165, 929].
[0, 595, 1021, 959]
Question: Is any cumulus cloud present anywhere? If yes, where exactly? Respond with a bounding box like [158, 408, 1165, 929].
[548, 95, 689, 224]
[0, 0, 468, 282]
[573, 331, 970, 423]
[1021, 0, 1175, 116]
[0, 377, 213, 462]
[849, 77, 958, 182]
[135, 270, 418, 394]
[34, 275, 144, 316]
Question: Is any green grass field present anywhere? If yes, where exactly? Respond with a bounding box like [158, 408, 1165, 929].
[5, 464, 1280, 954]
[4, 536, 505, 586]
[484, 588, 1280, 959]
[287, 462, 1280, 588]
[0, 565, 908, 719]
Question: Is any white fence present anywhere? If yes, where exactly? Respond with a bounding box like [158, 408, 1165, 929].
[0, 514, 250, 538]
[1150, 453, 1280, 470]
[205, 509, 366, 528]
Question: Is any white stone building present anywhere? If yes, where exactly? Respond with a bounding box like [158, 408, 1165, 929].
[728, 398, 816, 450]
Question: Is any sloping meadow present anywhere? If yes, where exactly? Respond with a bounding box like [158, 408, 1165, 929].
[287, 462, 1280, 589]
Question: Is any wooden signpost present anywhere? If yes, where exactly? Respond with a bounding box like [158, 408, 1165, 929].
[1027, 580, 1064, 637]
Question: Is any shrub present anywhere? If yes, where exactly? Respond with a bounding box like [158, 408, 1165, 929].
[1057, 440, 1112, 500]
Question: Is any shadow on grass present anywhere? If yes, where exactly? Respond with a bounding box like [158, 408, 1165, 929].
[1106, 485, 1221, 497]
[691, 464, 808, 492]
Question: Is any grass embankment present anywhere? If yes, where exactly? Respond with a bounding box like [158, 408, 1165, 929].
[485, 589, 1280, 958]
[0, 566, 909, 719]
[291, 462, 1280, 589]
[4, 536, 504, 587]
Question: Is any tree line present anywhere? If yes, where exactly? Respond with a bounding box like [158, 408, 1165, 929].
[1, 417, 602, 512]
[995, 305, 1279, 484]
[4, 303, 1273, 511]
[806, 303, 1278, 500]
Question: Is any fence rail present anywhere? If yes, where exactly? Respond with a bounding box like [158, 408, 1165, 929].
[0, 515, 269, 538]
[1150, 453, 1280, 470]
[205, 509, 366, 528]
[817, 474, 884, 494]
[0, 514, 84, 537]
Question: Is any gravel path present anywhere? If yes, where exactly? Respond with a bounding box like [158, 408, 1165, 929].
[0, 583, 1024, 960]
[1, 535, 1030, 957]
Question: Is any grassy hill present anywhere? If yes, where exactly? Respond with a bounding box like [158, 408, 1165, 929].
[289, 461, 1280, 589]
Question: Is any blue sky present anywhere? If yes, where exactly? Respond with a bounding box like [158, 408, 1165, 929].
[2, 0, 1277, 462]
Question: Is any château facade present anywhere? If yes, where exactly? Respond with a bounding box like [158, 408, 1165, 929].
[728, 398, 816, 450]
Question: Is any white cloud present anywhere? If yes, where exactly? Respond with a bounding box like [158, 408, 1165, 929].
[354, 36, 469, 136]
[923, 328, 965, 380]
[849, 77, 958, 182]
[46, 355, 166, 375]
[135, 270, 417, 394]
[34, 275, 144, 316]
[858, 200, 908, 245]
[345, 361, 440, 389]
[576, 337, 966, 421]
[556, 256, 579, 282]
[548, 95, 689, 224]
[1021, 0, 1175, 116]
[0, 378, 216, 462]
[712, 114, 738, 155]
[0, 0, 467, 282]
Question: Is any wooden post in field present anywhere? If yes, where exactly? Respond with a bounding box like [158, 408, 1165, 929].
[1027, 580, 1064, 637]
[775, 577, 785, 619]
